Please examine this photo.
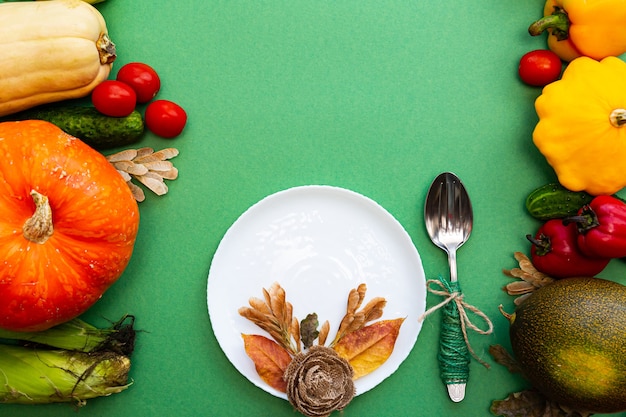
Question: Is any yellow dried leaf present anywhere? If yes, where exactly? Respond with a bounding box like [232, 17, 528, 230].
[333, 318, 405, 379]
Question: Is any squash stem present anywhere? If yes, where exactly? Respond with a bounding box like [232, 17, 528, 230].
[528, 6, 570, 41]
[610, 109, 626, 127]
[22, 190, 54, 244]
[96, 33, 116, 65]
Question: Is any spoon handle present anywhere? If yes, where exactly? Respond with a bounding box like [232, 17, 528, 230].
[438, 277, 470, 402]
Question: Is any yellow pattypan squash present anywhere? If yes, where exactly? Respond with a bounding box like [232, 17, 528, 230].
[533, 56, 626, 195]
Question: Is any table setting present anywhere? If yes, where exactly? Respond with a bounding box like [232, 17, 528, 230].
[2, 0, 626, 416]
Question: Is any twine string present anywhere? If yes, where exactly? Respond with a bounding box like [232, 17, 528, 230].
[419, 276, 494, 371]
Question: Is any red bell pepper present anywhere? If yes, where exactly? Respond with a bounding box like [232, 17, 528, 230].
[566, 195, 626, 259]
[527, 219, 609, 278]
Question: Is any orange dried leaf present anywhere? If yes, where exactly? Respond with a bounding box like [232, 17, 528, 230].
[332, 318, 405, 379]
[242, 334, 292, 392]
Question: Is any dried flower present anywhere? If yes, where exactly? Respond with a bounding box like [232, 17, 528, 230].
[106, 147, 179, 202]
[284, 345, 355, 417]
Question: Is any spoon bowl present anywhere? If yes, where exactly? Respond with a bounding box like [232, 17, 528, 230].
[424, 172, 473, 283]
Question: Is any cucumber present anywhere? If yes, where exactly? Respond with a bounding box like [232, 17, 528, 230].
[6, 106, 144, 150]
[525, 183, 593, 220]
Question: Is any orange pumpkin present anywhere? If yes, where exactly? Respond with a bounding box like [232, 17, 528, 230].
[0, 120, 139, 331]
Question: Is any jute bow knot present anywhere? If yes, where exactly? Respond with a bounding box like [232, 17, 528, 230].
[419, 276, 494, 368]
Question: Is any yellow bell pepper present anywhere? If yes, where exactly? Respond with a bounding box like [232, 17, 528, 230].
[533, 56, 626, 195]
[529, 0, 626, 61]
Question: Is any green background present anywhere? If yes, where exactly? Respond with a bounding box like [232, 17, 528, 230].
[3, 0, 626, 416]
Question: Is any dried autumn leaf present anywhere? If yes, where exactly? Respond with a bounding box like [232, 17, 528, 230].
[332, 318, 405, 379]
[242, 334, 292, 393]
[489, 344, 521, 374]
[300, 313, 319, 349]
[491, 389, 592, 417]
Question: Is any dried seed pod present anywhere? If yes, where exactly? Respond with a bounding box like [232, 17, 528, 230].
[105, 147, 179, 202]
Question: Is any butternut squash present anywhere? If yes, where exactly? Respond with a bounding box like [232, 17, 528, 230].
[0, 0, 116, 117]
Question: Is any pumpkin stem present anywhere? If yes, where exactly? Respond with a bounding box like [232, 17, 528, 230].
[610, 109, 626, 127]
[23, 190, 54, 244]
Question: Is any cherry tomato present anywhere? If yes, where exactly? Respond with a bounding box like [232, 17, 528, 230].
[91, 80, 137, 117]
[145, 100, 187, 138]
[116, 62, 161, 103]
[518, 50, 562, 87]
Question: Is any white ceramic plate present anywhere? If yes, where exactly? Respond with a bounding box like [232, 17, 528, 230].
[207, 185, 426, 399]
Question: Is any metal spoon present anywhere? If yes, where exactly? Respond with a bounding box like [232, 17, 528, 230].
[424, 172, 473, 402]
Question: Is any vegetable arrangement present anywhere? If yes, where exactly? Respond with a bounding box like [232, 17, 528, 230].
[0, 0, 188, 407]
[495, 1, 626, 415]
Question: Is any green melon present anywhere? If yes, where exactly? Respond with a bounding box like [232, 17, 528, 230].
[509, 277, 626, 414]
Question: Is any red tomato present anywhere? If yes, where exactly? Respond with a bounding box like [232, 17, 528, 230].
[116, 62, 161, 103]
[91, 80, 137, 117]
[518, 50, 562, 87]
[145, 100, 187, 138]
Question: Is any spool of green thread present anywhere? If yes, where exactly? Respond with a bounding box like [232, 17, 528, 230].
[436, 276, 470, 401]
